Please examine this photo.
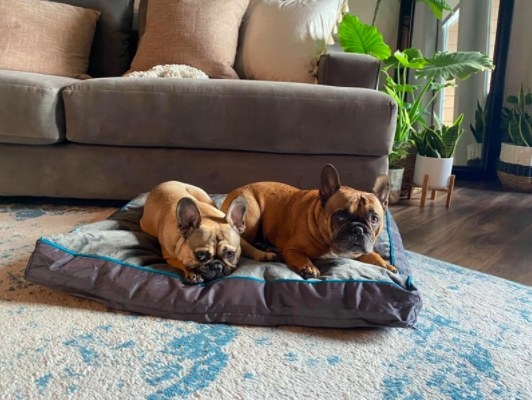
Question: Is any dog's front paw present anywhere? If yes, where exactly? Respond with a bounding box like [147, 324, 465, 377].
[386, 263, 399, 273]
[298, 265, 321, 279]
[183, 270, 204, 284]
[253, 249, 279, 262]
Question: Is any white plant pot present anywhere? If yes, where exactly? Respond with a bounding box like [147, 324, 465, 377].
[387, 167, 404, 204]
[413, 154, 454, 190]
[467, 142, 483, 160]
[499, 142, 532, 167]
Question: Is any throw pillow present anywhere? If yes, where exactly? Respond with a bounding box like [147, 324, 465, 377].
[236, 0, 347, 83]
[50, 0, 135, 77]
[0, 0, 101, 78]
[129, 0, 249, 79]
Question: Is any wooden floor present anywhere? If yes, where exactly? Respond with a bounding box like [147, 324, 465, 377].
[390, 180, 532, 286]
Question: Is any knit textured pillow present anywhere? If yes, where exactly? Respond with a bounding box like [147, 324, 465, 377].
[0, 0, 100, 78]
[129, 0, 249, 79]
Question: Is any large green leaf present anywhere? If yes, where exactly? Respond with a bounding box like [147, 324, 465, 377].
[384, 48, 427, 70]
[417, 51, 494, 81]
[417, 0, 452, 20]
[338, 14, 391, 61]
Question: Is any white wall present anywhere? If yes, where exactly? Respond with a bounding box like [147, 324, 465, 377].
[504, 0, 532, 99]
[347, 0, 399, 50]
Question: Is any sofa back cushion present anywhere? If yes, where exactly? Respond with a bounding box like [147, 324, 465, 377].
[51, 0, 135, 77]
[130, 0, 249, 79]
[0, 0, 101, 78]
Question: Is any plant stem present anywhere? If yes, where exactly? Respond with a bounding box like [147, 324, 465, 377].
[372, 0, 382, 26]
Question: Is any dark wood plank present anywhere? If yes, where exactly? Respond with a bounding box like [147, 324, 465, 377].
[390, 180, 532, 286]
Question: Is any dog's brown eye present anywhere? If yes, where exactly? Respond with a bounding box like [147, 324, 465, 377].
[370, 214, 379, 225]
[225, 250, 235, 261]
[195, 251, 210, 262]
[334, 210, 349, 222]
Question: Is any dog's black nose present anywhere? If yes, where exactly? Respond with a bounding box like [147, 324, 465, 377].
[351, 224, 365, 237]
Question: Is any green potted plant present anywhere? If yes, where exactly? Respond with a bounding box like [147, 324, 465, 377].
[337, 11, 494, 196]
[467, 99, 486, 167]
[498, 85, 532, 192]
[412, 113, 464, 189]
[387, 141, 410, 204]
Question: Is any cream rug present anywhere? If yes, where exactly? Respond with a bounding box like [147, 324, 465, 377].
[0, 199, 530, 399]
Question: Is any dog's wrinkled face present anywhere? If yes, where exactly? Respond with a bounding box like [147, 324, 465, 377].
[326, 190, 386, 257]
[175, 197, 246, 281]
[319, 166, 390, 258]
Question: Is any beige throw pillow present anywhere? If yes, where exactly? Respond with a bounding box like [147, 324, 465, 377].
[236, 0, 347, 83]
[129, 0, 250, 79]
[0, 0, 101, 78]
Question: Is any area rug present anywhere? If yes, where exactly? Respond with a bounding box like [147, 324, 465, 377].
[0, 200, 530, 399]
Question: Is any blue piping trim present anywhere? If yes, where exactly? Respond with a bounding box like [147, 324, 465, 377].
[37, 237, 410, 289]
[386, 210, 396, 266]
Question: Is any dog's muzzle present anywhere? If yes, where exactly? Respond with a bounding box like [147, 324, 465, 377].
[333, 222, 375, 255]
[193, 260, 233, 281]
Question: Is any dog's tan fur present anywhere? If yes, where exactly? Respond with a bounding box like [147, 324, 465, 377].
[220, 165, 397, 278]
[140, 181, 246, 284]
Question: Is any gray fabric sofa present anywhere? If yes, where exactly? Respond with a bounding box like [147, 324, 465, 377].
[0, 0, 397, 200]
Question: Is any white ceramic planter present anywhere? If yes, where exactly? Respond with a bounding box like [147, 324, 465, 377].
[387, 167, 404, 204]
[499, 142, 532, 167]
[467, 142, 483, 160]
[413, 154, 454, 190]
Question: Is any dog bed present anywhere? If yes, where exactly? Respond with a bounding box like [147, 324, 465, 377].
[24, 194, 422, 328]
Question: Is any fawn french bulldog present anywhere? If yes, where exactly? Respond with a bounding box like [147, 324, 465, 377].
[140, 181, 247, 284]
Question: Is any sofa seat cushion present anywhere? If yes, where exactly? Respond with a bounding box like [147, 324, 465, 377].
[0, 70, 79, 145]
[63, 78, 396, 156]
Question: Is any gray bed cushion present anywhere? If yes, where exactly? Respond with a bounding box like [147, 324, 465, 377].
[24, 194, 422, 328]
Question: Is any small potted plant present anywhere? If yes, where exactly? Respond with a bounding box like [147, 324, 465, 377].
[387, 141, 410, 204]
[412, 113, 464, 189]
[498, 85, 532, 192]
[467, 99, 486, 168]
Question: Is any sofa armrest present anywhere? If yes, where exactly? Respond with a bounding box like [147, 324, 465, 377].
[317, 52, 381, 89]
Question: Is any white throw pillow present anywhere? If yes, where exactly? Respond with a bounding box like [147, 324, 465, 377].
[236, 0, 347, 83]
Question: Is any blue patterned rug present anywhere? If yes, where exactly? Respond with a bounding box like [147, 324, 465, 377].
[0, 201, 530, 399]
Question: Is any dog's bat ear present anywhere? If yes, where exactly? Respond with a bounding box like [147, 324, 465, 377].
[319, 164, 341, 206]
[226, 195, 247, 234]
[176, 197, 202, 236]
[373, 174, 391, 210]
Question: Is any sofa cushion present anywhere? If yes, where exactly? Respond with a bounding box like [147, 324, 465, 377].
[50, 0, 135, 77]
[62, 78, 396, 156]
[129, 0, 249, 79]
[0, 70, 79, 145]
[235, 0, 347, 83]
[0, 0, 100, 78]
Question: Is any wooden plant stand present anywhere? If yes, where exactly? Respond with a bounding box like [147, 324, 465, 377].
[407, 174, 456, 208]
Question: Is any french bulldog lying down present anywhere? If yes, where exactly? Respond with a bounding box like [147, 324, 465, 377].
[221, 164, 398, 279]
[140, 181, 248, 284]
